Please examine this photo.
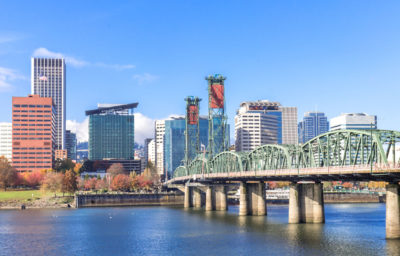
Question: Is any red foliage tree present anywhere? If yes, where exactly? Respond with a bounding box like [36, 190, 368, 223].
[84, 178, 97, 190]
[25, 171, 44, 187]
[95, 179, 108, 191]
[111, 174, 131, 191]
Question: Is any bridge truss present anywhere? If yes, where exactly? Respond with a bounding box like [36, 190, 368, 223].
[172, 129, 400, 179]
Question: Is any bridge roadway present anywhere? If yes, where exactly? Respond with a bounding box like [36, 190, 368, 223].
[166, 130, 400, 239]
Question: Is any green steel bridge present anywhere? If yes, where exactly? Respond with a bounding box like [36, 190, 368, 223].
[168, 129, 400, 184]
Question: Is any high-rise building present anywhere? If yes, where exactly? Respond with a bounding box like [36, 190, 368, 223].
[330, 113, 377, 131]
[164, 116, 208, 176]
[298, 112, 329, 143]
[31, 58, 66, 150]
[147, 139, 156, 164]
[76, 141, 88, 163]
[65, 130, 77, 160]
[155, 120, 165, 176]
[235, 100, 298, 151]
[86, 103, 137, 160]
[12, 95, 55, 172]
[144, 138, 155, 168]
[0, 122, 12, 162]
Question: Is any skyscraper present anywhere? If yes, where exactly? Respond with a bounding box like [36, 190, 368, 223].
[298, 112, 329, 143]
[235, 100, 298, 151]
[164, 116, 209, 176]
[330, 113, 377, 131]
[12, 95, 55, 172]
[155, 120, 165, 176]
[31, 58, 66, 150]
[65, 130, 77, 160]
[0, 122, 12, 162]
[86, 103, 137, 160]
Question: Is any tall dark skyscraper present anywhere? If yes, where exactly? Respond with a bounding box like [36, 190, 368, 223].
[31, 58, 66, 150]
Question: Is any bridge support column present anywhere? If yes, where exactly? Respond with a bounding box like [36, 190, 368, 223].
[205, 186, 215, 211]
[289, 182, 325, 223]
[215, 185, 228, 211]
[289, 182, 300, 223]
[386, 183, 400, 239]
[239, 182, 249, 216]
[248, 182, 266, 216]
[184, 185, 192, 208]
[193, 187, 203, 209]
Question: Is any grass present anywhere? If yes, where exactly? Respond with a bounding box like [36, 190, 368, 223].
[0, 190, 63, 202]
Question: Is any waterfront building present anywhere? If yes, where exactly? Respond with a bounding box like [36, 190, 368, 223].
[65, 130, 77, 160]
[144, 138, 155, 167]
[76, 141, 88, 163]
[31, 58, 66, 150]
[330, 113, 377, 131]
[298, 112, 329, 143]
[0, 122, 12, 162]
[86, 103, 137, 160]
[55, 149, 67, 160]
[235, 100, 298, 151]
[164, 116, 208, 177]
[155, 120, 165, 176]
[12, 95, 55, 172]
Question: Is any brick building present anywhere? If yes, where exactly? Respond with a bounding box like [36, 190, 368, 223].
[12, 95, 55, 172]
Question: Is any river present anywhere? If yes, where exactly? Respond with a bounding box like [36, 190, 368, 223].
[0, 204, 399, 255]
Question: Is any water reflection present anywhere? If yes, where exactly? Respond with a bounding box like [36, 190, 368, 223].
[0, 204, 400, 255]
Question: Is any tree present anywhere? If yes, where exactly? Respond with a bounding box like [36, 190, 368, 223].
[0, 156, 18, 191]
[62, 170, 78, 195]
[41, 172, 63, 197]
[107, 163, 125, 177]
[24, 171, 44, 188]
[95, 179, 108, 191]
[84, 178, 97, 191]
[73, 163, 82, 175]
[111, 174, 131, 191]
[54, 159, 75, 173]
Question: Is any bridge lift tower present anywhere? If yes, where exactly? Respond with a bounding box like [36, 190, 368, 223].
[184, 96, 201, 170]
[206, 74, 229, 157]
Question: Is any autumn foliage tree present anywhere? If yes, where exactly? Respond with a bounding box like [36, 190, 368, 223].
[62, 170, 78, 195]
[107, 163, 125, 177]
[111, 174, 131, 191]
[24, 171, 44, 187]
[84, 178, 97, 190]
[0, 156, 18, 191]
[41, 172, 63, 197]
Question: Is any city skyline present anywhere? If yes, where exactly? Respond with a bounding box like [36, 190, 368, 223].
[1, 1, 400, 144]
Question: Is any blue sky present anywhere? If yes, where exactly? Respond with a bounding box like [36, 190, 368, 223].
[1, 1, 400, 143]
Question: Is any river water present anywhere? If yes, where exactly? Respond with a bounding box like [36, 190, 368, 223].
[0, 204, 399, 256]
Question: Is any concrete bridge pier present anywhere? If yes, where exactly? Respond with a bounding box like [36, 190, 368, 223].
[288, 182, 325, 223]
[205, 186, 215, 211]
[214, 185, 228, 211]
[239, 181, 266, 216]
[386, 183, 400, 239]
[184, 185, 192, 208]
[239, 182, 249, 215]
[192, 187, 203, 208]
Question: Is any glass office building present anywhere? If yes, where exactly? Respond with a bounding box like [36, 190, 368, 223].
[86, 103, 137, 160]
[298, 112, 329, 143]
[164, 117, 209, 176]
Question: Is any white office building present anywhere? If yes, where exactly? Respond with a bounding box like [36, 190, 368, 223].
[0, 122, 12, 162]
[235, 100, 298, 152]
[330, 113, 377, 131]
[155, 120, 165, 176]
[31, 58, 66, 150]
[147, 139, 156, 164]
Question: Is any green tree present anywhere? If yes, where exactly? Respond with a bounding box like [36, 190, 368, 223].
[0, 156, 17, 191]
[54, 159, 76, 173]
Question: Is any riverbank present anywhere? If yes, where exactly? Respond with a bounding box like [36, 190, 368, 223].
[0, 190, 74, 209]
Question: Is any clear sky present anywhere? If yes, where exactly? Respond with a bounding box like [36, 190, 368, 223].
[1, 1, 400, 143]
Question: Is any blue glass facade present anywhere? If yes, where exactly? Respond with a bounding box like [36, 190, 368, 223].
[164, 118, 209, 176]
[298, 112, 329, 143]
